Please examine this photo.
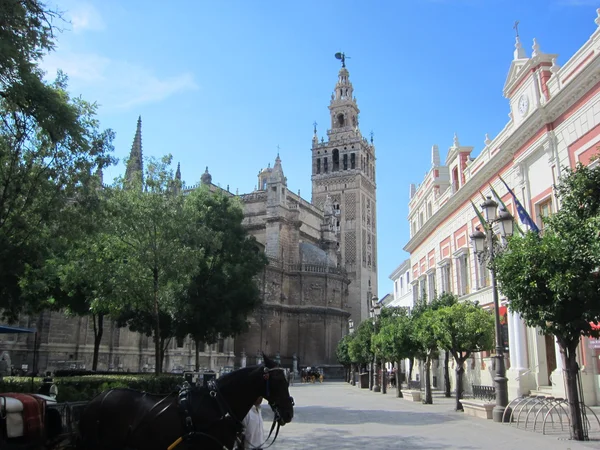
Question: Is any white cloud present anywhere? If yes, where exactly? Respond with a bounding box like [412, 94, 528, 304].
[40, 52, 199, 110]
[61, 2, 105, 33]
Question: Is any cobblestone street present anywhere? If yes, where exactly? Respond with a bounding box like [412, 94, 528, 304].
[261, 382, 600, 450]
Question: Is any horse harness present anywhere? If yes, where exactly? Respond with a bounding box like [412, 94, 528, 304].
[168, 366, 290, 450]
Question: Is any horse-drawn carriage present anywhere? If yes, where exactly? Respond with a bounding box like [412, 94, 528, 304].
[0, 325, 85, 449]
[1, 342, 294, 450]
[300, 367, 324, 383]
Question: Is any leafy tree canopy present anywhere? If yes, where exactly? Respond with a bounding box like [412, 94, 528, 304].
[372, 307, 417, 363]
[433, 301, 494, 360]
[348, 319, 374, 365]
[176, 187, 268, 345]
[494, 162, 600, 344]
[335, 333, 353, 367]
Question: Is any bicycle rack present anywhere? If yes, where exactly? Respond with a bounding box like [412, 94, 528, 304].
[502, 395, 529, 423]
[504, 394, 600, 440]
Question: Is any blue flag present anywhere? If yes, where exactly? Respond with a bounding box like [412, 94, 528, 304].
[498, 176, 540, 234]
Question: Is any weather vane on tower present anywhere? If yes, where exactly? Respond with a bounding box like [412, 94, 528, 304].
[334, 52, 350, 68]
[513, 20, 520, 38]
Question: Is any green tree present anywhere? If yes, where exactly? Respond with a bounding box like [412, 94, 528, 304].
[177, 187, 267, 369]
[0, 0, 115, 320]
[431, 292, 458, 398]
[434, 301, 494, 411]
[105, 155, 196, 374]
[412, 308, 439, 404]
[348, 319, 374, 375]
[371, 307, 416, 398]
[494, 161, 600, 440]
[335, 334, 353, 383]
[48, 179, 119, 371]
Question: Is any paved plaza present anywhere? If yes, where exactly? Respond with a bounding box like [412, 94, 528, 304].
[262, 382, 600, 450]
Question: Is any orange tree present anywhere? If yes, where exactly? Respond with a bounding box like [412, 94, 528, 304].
[493, 161, 600, 440]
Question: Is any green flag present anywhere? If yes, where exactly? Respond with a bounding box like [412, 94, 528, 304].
[489, 183, 524, 236]
[470, 199, 489, 232]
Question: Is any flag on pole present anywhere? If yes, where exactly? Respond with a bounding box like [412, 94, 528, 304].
[470, 199, 489, 232]
[488, 183, 524, 236]
[498, 176, 540, 233]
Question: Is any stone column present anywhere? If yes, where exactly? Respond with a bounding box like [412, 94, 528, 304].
[551, 338, 567, 398]
[507, 310, 533, 399]
[241, 350, 247, 368]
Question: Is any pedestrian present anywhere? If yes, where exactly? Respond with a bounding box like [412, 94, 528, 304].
[239, 396, 264, 449]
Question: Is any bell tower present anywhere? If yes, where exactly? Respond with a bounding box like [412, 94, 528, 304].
[311, 54, 377, 325]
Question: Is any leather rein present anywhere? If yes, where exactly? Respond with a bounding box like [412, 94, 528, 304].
[169, 366, 290, 450]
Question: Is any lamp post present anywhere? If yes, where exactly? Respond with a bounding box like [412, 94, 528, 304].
[371, 295, 382, 393]
[470, 196, 514, 423]
[349, 318, 355, 386]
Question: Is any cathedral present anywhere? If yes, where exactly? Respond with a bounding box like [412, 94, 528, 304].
[0, 60, 378, 375]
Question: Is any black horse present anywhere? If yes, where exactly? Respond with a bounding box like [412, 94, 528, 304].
[77, 355, 294, 450]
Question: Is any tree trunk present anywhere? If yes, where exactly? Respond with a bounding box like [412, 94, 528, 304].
[455, 358, 465, 411]
[160, 337, 171, 373]
[444, 350, 451, 398]
[423, 355, 433, 404]
[195, 338, 201, 371]
[561, 340, 585, 441]
[408, 357, 414, 382]
[369, 359, 374, 390]
[92, 313, 104, 371]
[396, 361, 403, 398]
[381, 359, 386, 394]
[153, 268, 162, 374]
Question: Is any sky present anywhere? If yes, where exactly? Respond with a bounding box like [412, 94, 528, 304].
[42, 0, 599, 296]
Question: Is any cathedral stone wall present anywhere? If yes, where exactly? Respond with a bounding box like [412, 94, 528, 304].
[0, 311, 235, 374]
[234, 262, 348, 369]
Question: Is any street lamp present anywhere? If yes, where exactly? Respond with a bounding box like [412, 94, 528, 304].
[469, 196, 514, 423]
[371, 295, 382, 393]
[348, 318, 356, 386]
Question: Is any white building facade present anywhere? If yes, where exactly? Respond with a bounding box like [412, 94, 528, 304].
[388, 258, 413, 310]
[403, 9, 600, 403]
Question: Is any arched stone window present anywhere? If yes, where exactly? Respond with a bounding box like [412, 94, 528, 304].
[332, 149, 340, 172]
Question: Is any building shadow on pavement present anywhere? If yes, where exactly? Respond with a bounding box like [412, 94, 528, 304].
[272, 427, 479, 450]
[263, 405, 460, 426]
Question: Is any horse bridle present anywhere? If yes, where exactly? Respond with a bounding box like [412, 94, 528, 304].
[171, 366, 294, 450]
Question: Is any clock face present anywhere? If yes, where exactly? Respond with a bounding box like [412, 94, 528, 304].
[518, 94, 529, 117]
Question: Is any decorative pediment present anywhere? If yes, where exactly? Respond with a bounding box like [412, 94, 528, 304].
[503, 59, 529, 98]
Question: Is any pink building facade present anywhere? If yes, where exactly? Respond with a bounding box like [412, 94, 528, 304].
[404, 9, 600, 403]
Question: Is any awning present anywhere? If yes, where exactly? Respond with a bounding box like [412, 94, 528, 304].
[0, 325, 36, 334]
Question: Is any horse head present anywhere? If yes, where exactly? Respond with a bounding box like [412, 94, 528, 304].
[259, 354, 294, 425]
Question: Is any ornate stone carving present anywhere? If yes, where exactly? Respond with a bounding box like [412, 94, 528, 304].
[345, 192, 356, 220]
[345, 231, 356, 264]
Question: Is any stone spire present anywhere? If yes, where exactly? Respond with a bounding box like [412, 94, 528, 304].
[175, 162, 181, 181]
[201, 166, 212, 185]
[431, 144, 440, 167]
[328, 60, 360, 139]
[453, 132, 460, 147]
[531, 38, 542, 58]
[514, 35, 527, 60]
[95, 165, 104, 188]
[271, 153, 286, 185]
[125, 116, 143, 187]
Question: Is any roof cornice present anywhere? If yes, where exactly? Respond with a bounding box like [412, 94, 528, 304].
[403, 57, 600, 255]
